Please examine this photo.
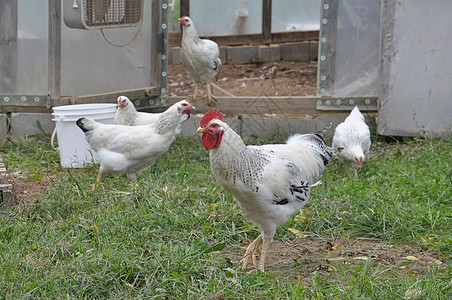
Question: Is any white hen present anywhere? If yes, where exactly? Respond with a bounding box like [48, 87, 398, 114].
[178, 16, 221, 104]
[332, 106, 371, 172]
[197, 109, 333, 271]
[76, 99, 195, 189]
[114, 96, 188, 136]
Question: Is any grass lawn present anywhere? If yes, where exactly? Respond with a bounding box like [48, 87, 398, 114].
[0, 132, 451, 299]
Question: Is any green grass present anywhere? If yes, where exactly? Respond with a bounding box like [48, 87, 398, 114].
[0, 134, 451, 299]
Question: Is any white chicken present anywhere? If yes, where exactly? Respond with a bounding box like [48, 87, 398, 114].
[178, 16, 221, 104]
[76, 99, 195, 189]
[197, 109, 333, 271]
[332, 106, 371, 174]
[114, 96, 188, 136]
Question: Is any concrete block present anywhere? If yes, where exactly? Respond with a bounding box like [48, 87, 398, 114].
[0, 114, 7, 139]
[241, 116, 316, 139]
[179, 114, 241, 137]
[169, 47, 181, 65]
[10, 113, 55, 139]
[226, 46, 258, 64]
[0, 184, 15, 206]
[310, 41, 319, 61]
[258, 44, 281, 63]
[280, 42, 310, 62]
[314, 115, 347, 142]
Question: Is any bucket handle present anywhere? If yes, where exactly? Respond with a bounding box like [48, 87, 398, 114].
[51, 117, 63, 150]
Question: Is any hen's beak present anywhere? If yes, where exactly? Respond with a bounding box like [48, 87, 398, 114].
[197, 127, 206, 134]
[177, 17, 182, 21]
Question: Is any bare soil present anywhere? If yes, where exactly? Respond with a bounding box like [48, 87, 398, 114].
[0, 170, 52, 205]
[168, 61, 318, 98]
[222, 237, 447, 281]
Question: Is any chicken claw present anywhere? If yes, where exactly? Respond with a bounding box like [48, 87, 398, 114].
[240, 235, 263, 269]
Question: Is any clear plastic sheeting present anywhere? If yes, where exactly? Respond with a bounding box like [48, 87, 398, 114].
[272, 0, 320, 32]
[1, 0, 155, 97]
[319, 0, 381, 97]
[189, 0, 320, 36]
[378, 0, 452, 137]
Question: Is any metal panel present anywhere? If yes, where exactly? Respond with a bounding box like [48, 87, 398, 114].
[378, 0, 452, 137]
[318, 0, 381, 97]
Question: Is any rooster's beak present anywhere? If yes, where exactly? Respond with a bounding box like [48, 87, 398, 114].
[177, 17, 182, 21]
[197, 127, 206, 134]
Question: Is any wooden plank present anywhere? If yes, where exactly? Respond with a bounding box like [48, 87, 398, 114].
[48, 0, 61, 106]
[317, 0, 338, 96]
[58, 87, 162, 106]
[172, 31, 319, 47]
[167, 96, 378, 116]
[262, 0, 272, 45]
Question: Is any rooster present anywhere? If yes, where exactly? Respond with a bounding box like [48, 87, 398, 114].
[76, 99, 195, 190]
[114, 96, 188, 137]
[197, 109, 333, 271]
[178, 16, 221, 104]
[332, 106, 371, 175]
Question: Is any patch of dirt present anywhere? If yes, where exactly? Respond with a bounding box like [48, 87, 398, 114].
[222, 238, 447, 282]
[168, 61, 318, 98]
[0, 154, 53, 205]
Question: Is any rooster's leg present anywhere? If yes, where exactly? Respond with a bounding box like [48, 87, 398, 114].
[240, 235, 263, 269]
[257, 239, 272, 272]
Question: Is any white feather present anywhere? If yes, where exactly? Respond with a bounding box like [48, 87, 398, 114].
[332, 106, 371, 168]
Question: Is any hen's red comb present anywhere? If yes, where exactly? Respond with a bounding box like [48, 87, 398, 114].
[200, 108, 223, 127]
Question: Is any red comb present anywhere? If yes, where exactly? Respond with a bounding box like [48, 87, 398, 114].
[185, 98, 193, 106]
[200, 108, 223, 127]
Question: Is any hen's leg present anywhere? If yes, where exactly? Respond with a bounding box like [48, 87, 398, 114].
[257, 239, 272, 272]
[240, 235, 263, 269]
[192, 83, 199, 100]
[204, 82, 217, 105]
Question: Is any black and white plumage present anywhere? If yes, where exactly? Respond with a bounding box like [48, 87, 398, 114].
[178, 16, 221, 104]
[76, 99, 194, 189]
[114, 96, 188, 137]
[197, 109, 333, 271]
[332, 106, 371, 172]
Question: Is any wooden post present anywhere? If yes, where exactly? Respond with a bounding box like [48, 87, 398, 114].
[262, 0, 272, 44]
[180, 0, 189, 17]
[48, 0, 61, 107]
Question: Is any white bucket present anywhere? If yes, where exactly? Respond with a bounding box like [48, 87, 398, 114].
[51, 103, 117, 168]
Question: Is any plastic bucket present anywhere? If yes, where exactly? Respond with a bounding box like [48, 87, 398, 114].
[51, 103, 117, 168]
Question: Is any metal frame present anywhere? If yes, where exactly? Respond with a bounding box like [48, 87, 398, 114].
[317, 0, 337, 97]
